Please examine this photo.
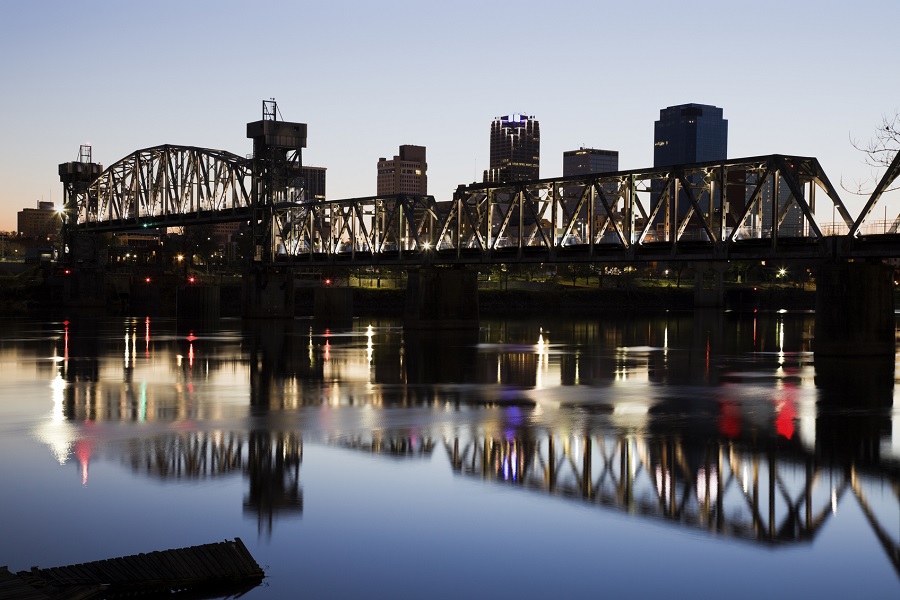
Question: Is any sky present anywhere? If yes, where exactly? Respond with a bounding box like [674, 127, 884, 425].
[1, 0, 898, 231]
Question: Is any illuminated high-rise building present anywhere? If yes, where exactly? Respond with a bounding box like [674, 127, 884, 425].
[377, 145, 427, 195]
[485, 114, 540, 183]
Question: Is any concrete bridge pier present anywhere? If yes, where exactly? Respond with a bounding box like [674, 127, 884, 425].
[314, 285, 354, 329]
[814, 261, 895, 357]
[405, 266, 479, 329]
[242, 267, 294, 319]
[693, 262, 728, 308]
[176, 282, 220, 323]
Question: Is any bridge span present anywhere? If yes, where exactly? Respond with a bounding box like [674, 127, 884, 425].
[61, 147, 900, 267]
[56, 108, 900, 355]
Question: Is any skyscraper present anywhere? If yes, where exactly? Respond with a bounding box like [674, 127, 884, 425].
[485, 114, 540, 183]
[562, 148, 620, 242]
[377, 145, 427, 195]
[301, 166, 327, 201]
[563, 147, 619, 176]
[653, 103, 727, 167]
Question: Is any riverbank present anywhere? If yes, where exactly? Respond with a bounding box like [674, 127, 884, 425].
[0, 274, 818, 319]
[294, 283, 817, 318]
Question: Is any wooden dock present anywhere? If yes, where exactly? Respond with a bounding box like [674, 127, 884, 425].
[2, 538, 264, 599]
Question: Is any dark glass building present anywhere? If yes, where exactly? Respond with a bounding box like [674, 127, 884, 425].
[653, 103, 727, 167]
[563, 147, 619, 176]
[484, 114, 540, 183]
[301, 166, 326, 201]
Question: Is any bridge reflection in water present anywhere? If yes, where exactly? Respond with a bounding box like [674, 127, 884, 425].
[105, 422, 899, 572]
[124, 430, 303, 535]
[445, 431, 879, 548]
[25, 315, 899, 573]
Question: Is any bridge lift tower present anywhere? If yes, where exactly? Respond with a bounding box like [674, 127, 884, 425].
[244, 100, 307, 317]
[246, 99, 307, 263]
[58, 144, 102, 264]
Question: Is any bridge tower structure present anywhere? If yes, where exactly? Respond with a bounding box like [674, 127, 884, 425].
[58, 144, 103, 264]
[56, 145, 104, 308]
[244, 100, 307, 318]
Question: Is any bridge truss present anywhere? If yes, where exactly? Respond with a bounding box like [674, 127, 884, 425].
[73, 144, 253, 231]
[69, 149, 900, 265]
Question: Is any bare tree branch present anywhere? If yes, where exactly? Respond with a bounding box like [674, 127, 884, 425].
[843, 111, 900, 195]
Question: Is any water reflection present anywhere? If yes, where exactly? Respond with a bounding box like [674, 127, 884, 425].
[4, 313, 898, 579]
[442, 428, 891, 548]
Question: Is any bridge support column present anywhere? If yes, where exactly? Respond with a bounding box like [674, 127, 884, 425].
[242, 267, 294, 319]
[177, 282, 220, 323]
[405, 267, 479, 329]
[314, 286, 354, 329]
[814, 261, 895, 356]
[693, 262, 727, 308]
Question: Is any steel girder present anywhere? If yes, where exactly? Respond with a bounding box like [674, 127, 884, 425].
[271, 193, 440, 259]
[77, 145, 252, 230]
[69, 150, 875, 263]
[447, 154, 851, 260]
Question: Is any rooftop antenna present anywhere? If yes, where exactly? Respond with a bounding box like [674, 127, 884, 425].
[262, 98, 286, 122]
[263, 98, 277, 121]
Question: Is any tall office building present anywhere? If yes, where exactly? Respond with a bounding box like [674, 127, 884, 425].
[562, 148, 620, 241]
[377, 145, 427, 195]
[17, 201, 60, 240]
[301, 166, 327, 201]
[484, 114, 540, 183]
[563, 147, 619, 176]
[653, 103, 727, 167]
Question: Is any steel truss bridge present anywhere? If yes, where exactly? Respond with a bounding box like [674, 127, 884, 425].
[65, 144, 900, 266]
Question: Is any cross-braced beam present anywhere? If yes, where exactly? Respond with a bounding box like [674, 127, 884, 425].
[75, 145, 253, 231]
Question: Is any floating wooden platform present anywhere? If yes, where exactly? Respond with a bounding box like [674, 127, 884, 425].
[2, 538, 264, 599]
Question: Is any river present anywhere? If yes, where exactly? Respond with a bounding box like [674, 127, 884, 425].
[0, 312, 897, 598]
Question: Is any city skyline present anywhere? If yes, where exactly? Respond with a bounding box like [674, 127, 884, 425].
[0, 1, 898, 231]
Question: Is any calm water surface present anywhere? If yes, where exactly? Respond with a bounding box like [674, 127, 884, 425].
[0, 312, 898, 599]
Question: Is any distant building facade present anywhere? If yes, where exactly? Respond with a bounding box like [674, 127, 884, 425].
[563, 148, 619, 176]
[653, 103, 727, 167]
[302, 166, 327, 201]
[650, 103, 728, 239]
[17, 201, 60, 240]
[377, 145, 427, 195]
[562, 148, 621, 242]
[485, 114, 540, 183]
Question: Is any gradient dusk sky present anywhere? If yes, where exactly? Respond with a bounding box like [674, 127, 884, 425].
[1, 0, 897, 231]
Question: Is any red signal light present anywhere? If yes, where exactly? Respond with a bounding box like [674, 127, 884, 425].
[145, 277, 151, 283]
[188, 276, 196, 284]
[325, 278, 332, 285]
[64, 269, 71, 275]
